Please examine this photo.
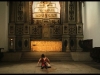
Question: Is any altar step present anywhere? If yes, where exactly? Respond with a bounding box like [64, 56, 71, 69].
[20, 52, 73, 62]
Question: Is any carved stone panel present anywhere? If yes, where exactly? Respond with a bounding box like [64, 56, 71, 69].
[53, 25, 62, 35]
[15, 37, 22, 51]
[42, 25, 50, 38]
[8, 25, 15, 34]
[29, 1, 33, 24]
[77, 24, 83, 34]
[15, 25, 23, 35]
[76, 38, 83, 51]
[69, 25, 76, 35]
[22, 38, 30, 50]
[15, 1, 25, 24]
[32, 19, 42, 25]
[30, 25, 42, 39]
[68, 1, 76, 22]
[50, 25, 62, 39]
[23, 25, 29, 34]
[8, 1, 83, 52]
[70, 38, 76, 52]
[63, 25, 69, 34]
[31, 1, 61, 25]
[50, 19, 60, 25]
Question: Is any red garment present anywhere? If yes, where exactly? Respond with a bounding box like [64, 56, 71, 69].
[40, 57, 48, 69]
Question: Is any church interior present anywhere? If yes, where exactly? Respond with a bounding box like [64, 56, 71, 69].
[0, 1, 100, 74]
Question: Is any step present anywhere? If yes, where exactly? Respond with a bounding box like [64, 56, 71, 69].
[21, 52, 71, 56]
[20, 52, 73, 62]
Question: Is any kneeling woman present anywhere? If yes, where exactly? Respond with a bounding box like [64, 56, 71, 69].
[37, 54, 51, 69]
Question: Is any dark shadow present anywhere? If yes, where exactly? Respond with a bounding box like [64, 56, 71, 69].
[83, 61, 100, 70]
[0, 52, 4, 61]
[0, 61, 36, 68]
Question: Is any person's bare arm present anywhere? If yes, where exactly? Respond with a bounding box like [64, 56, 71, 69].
[37, 58, 41, 66]
[46, 57, 50, 63]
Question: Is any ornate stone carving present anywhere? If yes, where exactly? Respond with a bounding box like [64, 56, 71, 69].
[78, 26, 82, 33]
[9, 25, 15, 34]
[23, 25, 29, 34]
[76, 24, 83, 35]
[33, 19, 42, 25]
[50, 19, 60, 25]
[31, 25, 40, 35]
[16, 25, 23, 35]
[22, 38, 30, 49]
[53, 25, 61, 35]
[68, 1, 75, 21]
[32, 1, 60, 19]
[50, 25, 62, 39]
[16, 37, 22, 51]
[8, 1, 83, 52]
[29, 1, 32, 24]
[16, 1, 24, 23]
[70, 38, 76, 52]
[69, 25, 76, 35]
[30, 25, 42, 39]
[63, 25, 69, 34]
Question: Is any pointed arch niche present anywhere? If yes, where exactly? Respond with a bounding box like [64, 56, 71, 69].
[30, 1, 61, 24]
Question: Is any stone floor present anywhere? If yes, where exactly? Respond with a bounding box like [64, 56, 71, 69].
[0, 61, 100, 74]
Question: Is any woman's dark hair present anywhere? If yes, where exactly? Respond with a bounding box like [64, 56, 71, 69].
[41, 54, 45, 58]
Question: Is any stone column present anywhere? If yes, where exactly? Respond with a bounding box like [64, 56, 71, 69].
[62, 23, 70, 52]
[76, 2, 83, 52]
[77, 1, 82, 23]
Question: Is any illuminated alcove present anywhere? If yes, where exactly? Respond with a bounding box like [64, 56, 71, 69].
[31, 41, 62, 52]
